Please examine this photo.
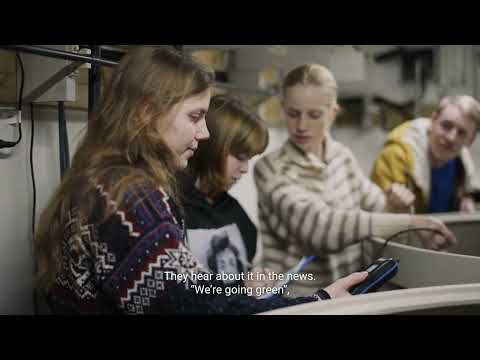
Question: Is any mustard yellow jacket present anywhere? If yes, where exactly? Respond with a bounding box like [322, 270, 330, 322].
[371, 118, 480, 213]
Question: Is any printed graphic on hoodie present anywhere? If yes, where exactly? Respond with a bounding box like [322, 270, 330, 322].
[187, 224, 248, 284]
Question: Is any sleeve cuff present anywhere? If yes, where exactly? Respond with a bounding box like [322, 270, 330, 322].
[313, 289, 331, 301]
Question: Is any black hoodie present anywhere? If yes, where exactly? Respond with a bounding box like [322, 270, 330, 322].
[181, 178, 257, 284]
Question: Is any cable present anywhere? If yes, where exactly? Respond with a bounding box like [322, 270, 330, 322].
[16, 53, 25, 113]
[0, 53, 24, 149]
[30, 104, 36, 235]
[30, 103, 38, 315]
[376, 227, 445, 259]
[58, 101, 70, 177]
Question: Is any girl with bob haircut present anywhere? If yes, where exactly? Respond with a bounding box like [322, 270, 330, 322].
[183, 94, 275, 295]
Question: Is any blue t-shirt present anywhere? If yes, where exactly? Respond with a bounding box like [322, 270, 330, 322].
[428, 158, 460, 213]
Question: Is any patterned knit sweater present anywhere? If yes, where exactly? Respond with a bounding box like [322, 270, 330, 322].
[254, 138, 411, 297]
[47, 182, 330, 314]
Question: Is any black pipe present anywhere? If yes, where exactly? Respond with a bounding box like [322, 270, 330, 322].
[88, 45, 102, 115]
[0, 45, 117, 67]
[99, 47, 126, 62]
[58, 101, 70, 177]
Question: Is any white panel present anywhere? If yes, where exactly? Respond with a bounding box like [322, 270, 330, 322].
[0, 106, 87, 314]
[21, 45, 77, 103]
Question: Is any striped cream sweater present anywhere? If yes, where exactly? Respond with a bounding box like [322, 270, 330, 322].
[253, 137, 411, 296]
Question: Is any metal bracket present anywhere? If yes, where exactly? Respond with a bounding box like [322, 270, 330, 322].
[0, 45, 117, 67]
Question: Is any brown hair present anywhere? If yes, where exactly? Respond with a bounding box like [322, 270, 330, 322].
[34, 46, 214, 290]
[188, 94, 269, 197]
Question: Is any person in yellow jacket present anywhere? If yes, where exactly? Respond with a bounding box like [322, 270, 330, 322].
[371, 95, 480, 214]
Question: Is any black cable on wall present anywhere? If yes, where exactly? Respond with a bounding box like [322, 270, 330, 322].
[58, 101, 70, 177]
[30, 103, 38, 315]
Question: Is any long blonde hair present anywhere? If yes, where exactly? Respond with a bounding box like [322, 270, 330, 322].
[34, 46, 214, 290]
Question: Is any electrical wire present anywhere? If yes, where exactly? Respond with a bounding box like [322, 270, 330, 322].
[13, 53, 24, 145]
[30, 103, 38, 315]
[376, 227, 445, 259]
[16, 53, 25, 112]
[30, 104, 36, 236]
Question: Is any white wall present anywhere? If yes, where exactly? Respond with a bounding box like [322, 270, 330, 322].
[0, 107, 87, 314]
